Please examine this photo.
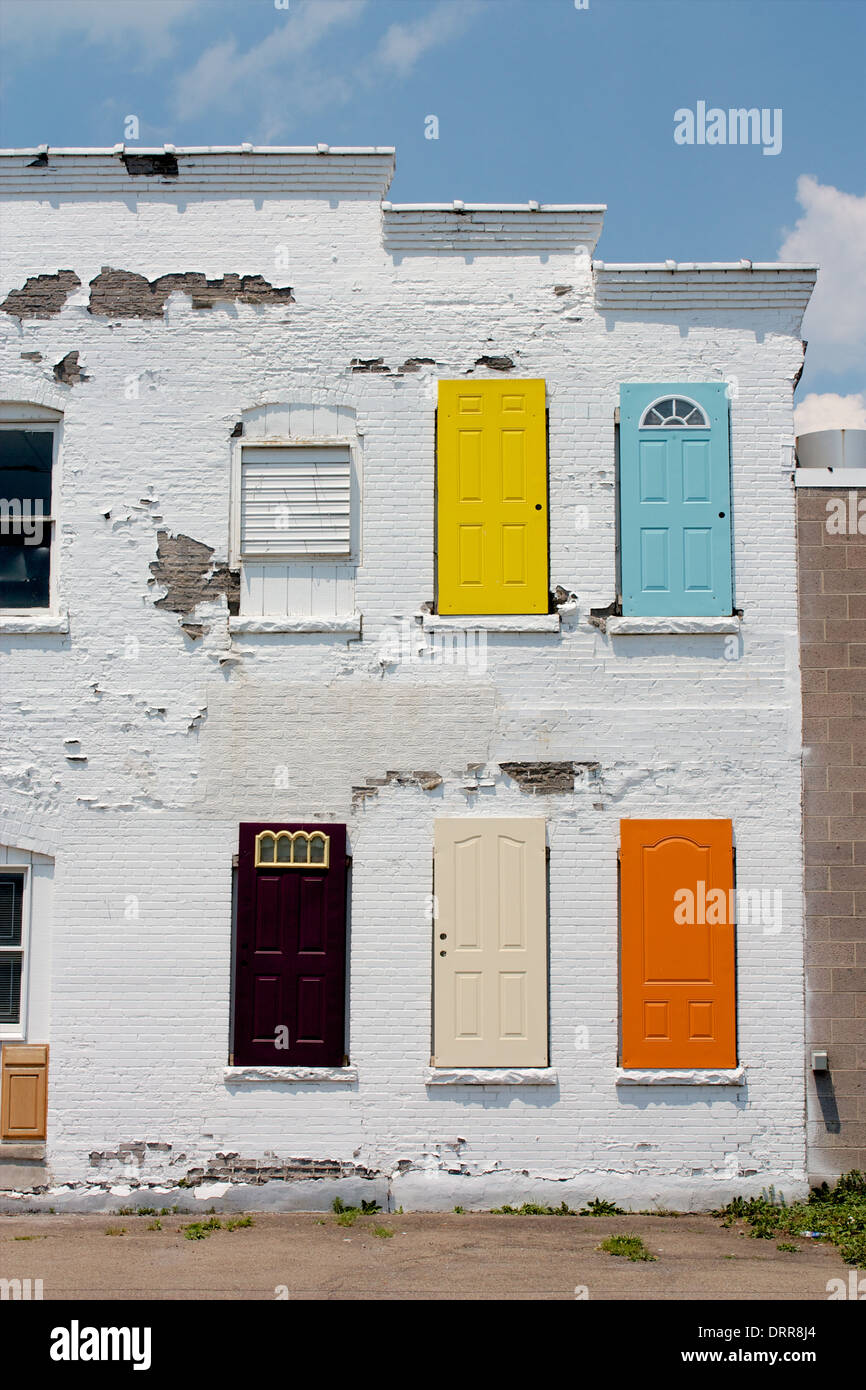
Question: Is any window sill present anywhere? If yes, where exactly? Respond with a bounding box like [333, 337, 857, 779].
[423, 614, 560, 634]
[606, 616, 740, 636]
[425, 1067, 558, 1086]
[795, 468, 866, 488]
[615, 1066, 745, 1086]
[223, 1066, 358, 1084]
[0, 611, 69, 634]
[229, 615, 361, 636]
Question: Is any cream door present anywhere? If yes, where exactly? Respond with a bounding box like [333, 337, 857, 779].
[433, 818, 548, 1067]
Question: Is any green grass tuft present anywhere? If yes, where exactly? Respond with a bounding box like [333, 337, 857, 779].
[598, 1234, 657, 1262]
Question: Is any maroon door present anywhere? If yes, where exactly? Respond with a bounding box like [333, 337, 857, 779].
[233, 822, 347, 1066]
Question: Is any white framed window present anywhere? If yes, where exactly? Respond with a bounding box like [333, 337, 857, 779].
[0, 869, 28, 1040]
[229, 402, 360, 621]
[0, 404, 62, 614]
[640, 396, 708, 428]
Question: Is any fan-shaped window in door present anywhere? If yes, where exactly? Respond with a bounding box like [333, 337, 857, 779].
[640, 397, 708, 428]
[255, 830, 330, 868]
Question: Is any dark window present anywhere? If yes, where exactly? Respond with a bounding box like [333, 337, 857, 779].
[0, 874, 24, 1025]
[0, 430, 54, 608]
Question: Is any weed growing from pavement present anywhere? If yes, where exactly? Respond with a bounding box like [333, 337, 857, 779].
[371, 1225, 394, 1239]
[599, 1234, 657, 1262]
[181, 1215, 255, 1241]
[491, 1201, 577, 1215]
[580, 1198, 626, 1216]
[105, 1226, 126, 1236]
[714, 1170, 866, 1267]
[489, 1199, 625, 1216]
[777, 1242, 799, 1253]
[332, 1197, 382, 1227]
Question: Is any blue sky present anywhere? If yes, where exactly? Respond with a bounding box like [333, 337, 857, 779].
[1, 0, 863, 420]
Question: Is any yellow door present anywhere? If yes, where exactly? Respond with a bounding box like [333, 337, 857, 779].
[437, 380, 548, 615]
[433, 819, 548, 1067]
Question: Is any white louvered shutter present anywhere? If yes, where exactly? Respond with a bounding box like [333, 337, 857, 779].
[240, 447, 351, 557]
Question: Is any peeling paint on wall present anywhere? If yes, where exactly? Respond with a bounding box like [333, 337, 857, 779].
[53, 350, 89, 385]
[474, 354, 515, 371]
[350, 357, 390, 373]
[88, 267, 295, 320]
[186, 1155, 380, 1185]
[352, 768, 443, 805]
[1, 269, 81, 319]
[398, 357, 436, 373]
[148, 531, 240, 618]
[499, 762, 576, 794]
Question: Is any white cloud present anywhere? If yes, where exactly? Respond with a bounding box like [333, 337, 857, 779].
[170, 0, 485, 137]
[375, 0, 484, 77]
[780, 176, 866, 377]
[0, 0, 202, 60]
[794, 392, 866, 436]
[172, 0, 368, 123]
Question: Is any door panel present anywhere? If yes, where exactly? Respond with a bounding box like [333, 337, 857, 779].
[620, 383, 733, 616]
[433, 818, 547, 1067]
[234, 823, 347, 1066]
[437, 380, 548, 615]
[620, 819, 736, 1068]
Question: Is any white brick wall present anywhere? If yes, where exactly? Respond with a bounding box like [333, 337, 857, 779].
[0, 151, 815, 1208]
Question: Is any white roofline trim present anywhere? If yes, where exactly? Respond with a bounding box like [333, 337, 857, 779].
[385, 202, 606, 213]
[0, 146, 396, 157]
[594, 260, 817, 272]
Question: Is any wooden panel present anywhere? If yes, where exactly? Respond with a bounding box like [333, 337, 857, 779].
[620, 819, 736, 1068]
[1, 1043, 48, 1141]
[437, 380, 548, 615]
[433, 818, 547, 1066]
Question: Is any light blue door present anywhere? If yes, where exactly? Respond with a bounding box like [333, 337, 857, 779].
[619, 383, 733, 617]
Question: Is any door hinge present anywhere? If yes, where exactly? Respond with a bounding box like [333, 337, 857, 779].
[343, 1054, 349, 1067]
[430, 1055, 435, 1067]
[228, 1051, 234, 1066]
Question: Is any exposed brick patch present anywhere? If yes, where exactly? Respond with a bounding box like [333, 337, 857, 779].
[186, 1156, 380, 1185]
[148, 531, 240, 617]
[350, 357, 390, 373]
[474, 355, 514, 371]
[352, 769, 443, 805]
[88, 267, 295, 319]
[398, 357, 436, 373]
[53, 350, 89, 385]
[20, 351, 42, 362]
[1, 269, 81, 319]
[500, 761, 575, 794]
[553, 285, 572, 296]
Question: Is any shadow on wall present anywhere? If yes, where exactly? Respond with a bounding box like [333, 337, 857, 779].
[813, 1072, 841, 1134]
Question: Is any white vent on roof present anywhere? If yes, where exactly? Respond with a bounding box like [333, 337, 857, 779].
[240, 446, 351, 557]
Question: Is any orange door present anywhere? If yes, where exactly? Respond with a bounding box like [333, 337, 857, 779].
[620, 820, 736, 1068]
